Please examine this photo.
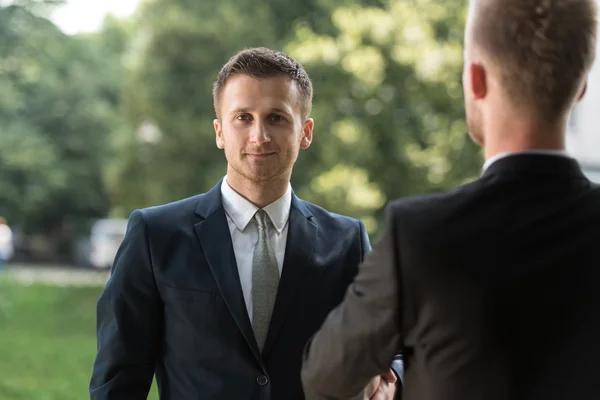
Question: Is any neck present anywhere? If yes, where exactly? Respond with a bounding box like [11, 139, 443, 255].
[482, 107, 567, 160]
[225, 168, 290, 208]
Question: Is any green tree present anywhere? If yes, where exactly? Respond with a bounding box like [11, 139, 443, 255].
[286, 0, 483, 232]
[0, 4, 118, 235]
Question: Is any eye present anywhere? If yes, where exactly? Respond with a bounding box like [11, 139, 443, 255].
[236, 114, 252, 121]
[269, 114, 285, 122]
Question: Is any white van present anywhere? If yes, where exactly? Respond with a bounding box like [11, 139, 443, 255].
[88, 218, 128, 269]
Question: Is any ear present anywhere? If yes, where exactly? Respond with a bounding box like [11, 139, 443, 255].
[300, 118, 314, 150]
[468, 62, 488, 100]
[214, 119, 224, 149]
[577, 80, 588, 102]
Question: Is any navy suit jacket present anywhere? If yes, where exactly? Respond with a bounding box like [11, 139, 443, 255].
[89, 180, 375, 399]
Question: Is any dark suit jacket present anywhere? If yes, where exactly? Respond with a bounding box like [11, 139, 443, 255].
[301, 154, 600, 400]
[89, 180, 372, 400]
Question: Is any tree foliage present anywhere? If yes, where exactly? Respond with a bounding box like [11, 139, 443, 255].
[0, 4, 121, 234]
[286, 0, 482, 231]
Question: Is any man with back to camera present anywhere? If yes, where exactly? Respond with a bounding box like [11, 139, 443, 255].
[301, 0, 600, 399]
[89, 47, 403, 399]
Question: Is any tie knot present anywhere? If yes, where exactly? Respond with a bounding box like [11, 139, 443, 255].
[254, 209, 269, 230]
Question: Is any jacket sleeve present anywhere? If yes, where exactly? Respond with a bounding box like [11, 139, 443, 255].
[302, 204, 402, 399]
[361, 218, 404, 396]
[90, 210, 162, 399]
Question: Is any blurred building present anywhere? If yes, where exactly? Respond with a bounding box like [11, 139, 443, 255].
[567, 29, 600, 183]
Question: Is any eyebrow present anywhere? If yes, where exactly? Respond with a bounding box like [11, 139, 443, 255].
[230, 107, 290, 115]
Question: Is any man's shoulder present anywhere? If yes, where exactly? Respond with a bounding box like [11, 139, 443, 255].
[132, 193, 207, 226]
[296, 199, 363, 230]
[386, 178, 483, 219]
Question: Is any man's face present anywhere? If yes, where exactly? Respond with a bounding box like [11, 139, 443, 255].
[214, 74, 313, 185]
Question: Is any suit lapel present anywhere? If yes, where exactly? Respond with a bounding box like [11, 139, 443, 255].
[192, 181, 262, 363]
[262, 196, 318, 358]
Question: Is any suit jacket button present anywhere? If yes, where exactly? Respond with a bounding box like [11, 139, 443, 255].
[256, 375, 269, 386]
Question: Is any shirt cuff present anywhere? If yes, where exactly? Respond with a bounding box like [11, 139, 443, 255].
[391, 355, 404, 385]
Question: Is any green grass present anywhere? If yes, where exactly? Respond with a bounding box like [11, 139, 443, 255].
[0, 278, 159, 399]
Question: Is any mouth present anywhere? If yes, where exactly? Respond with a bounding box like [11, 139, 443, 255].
[246, 153, 275, 159]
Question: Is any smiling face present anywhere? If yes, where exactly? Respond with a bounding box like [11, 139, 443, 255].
[214, 73, 313, 187]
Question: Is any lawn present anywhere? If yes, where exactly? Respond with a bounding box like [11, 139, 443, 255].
[0, 277, 159, 399]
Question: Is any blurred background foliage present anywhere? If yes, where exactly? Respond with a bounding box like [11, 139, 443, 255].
[0, 0, 481, 262]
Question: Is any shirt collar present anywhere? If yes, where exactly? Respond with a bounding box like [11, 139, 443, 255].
[482, 150, 570, 172]
[220, 176, 292, 234]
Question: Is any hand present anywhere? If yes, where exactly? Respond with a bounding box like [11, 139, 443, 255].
[364, 369, 397, 400]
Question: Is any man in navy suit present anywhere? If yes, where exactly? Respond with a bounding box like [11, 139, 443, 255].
[90, 47, 402, 400]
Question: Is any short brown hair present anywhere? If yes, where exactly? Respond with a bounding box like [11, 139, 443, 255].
[471, 0, 597, 116]
[213, 47, 313, 120]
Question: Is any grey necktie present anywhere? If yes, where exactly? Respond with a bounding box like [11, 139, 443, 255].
[252, 209, 280, 351]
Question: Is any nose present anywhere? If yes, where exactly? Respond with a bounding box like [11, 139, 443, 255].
[249, 120, 271, 145]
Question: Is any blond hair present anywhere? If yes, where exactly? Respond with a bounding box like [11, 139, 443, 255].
[471, 0, 597, 116]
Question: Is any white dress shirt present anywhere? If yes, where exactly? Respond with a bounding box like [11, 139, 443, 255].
[220, 176, 291, 322]
[482, 150, 571, 172]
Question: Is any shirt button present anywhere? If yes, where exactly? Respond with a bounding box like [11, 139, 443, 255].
[256, 375, 269, 386]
